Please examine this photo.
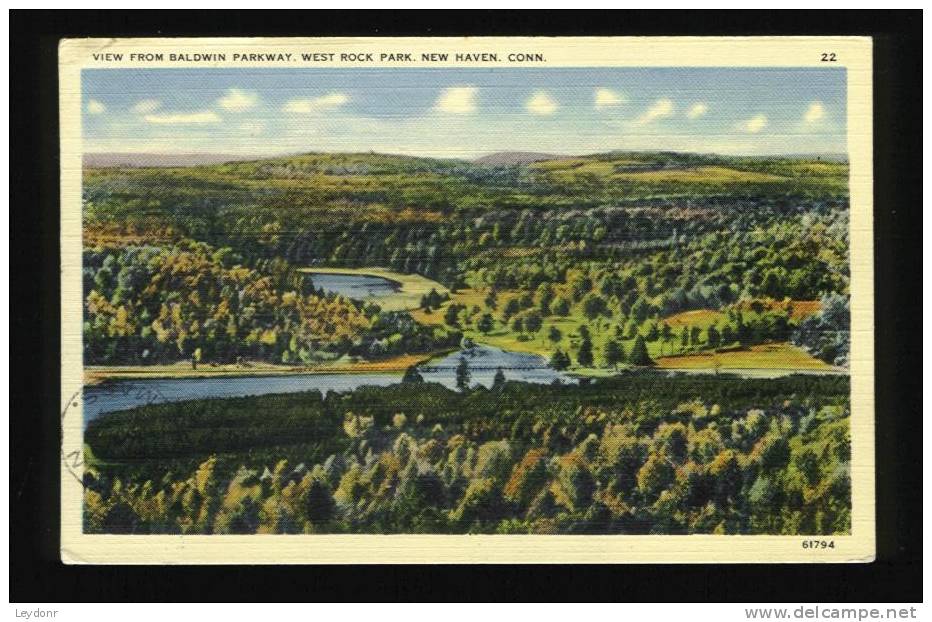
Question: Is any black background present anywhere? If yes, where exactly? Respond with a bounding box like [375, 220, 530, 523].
[10, 10, 922, 602]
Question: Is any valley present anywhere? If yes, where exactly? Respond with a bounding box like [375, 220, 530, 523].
[79, 148, 852, 536]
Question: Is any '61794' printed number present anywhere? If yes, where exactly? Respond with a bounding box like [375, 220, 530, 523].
[802, 540, 835, 549]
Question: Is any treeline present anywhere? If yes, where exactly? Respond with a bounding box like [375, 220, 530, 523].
[471, 208, 848, 308]
[82, 200, 848, 299]
[83, 240, 459, 365]
[84, 374, 850, 535]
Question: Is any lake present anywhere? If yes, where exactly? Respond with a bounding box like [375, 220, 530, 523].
[418, 345, 573, 390]
[81, 344, 574, 426]
[309, 272, 400, 300]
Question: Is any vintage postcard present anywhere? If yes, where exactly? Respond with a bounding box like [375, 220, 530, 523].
[59, 36, 874, 563]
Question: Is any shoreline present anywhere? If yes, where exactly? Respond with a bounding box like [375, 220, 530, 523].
[656, 366, 848, 378]
[298, 266, 449, 312]
[83, 344, 845, 386]
[299, 267, 406, 289]
[84, 352, 442, 386]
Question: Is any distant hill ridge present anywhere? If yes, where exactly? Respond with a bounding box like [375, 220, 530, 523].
[83, 153, 260, 168]
[473, 152, 567, 166]
[84, 149, 849, 170]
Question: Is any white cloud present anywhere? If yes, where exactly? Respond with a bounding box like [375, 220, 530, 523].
[144, 111, 221, 125]
[687, 102, 708, 119]
[313, 93, 349, 108]
[633, 98, 674, 125]
[86, 99, 106, 115]
[526, 91, 558, 115]
[132, 99, 161, 114]
[739, 114, 768, 133]
[434, 86, 478, 114]
[804, 101, 826, 123]
[217, 88, 259, 112]
[283, 100, 311, 114]
[594, 88, 624, 110]
[283, 92, 349, 114]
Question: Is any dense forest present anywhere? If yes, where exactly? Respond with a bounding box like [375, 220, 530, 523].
[83, 239, 459, 365]
[84, 152, 848, 291]
[84, 151, 850, 370]
[83, 373, 851, 535]
[81, 150, 852, 535]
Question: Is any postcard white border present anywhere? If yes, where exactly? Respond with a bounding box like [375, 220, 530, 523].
[59, 36, 874, 564]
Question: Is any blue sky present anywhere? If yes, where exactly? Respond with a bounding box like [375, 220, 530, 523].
[82, 67, 847, 158]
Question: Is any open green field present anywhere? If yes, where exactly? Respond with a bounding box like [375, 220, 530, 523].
[663, 309, 727, 330]
[527, 154, 848, 197]
[298, 266, 448, 312]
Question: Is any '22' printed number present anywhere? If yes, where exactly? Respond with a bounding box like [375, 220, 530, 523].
[821, 52, 838, 62]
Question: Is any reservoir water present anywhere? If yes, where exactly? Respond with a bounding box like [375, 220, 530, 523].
[82, 344, 574, 426]
[418, 345, 572, 390]
[309, 272, 400, 299]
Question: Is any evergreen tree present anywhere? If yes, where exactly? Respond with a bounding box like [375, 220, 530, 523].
[582, 293, 607, 320]
[426, 288, 443, 308]
[629, 335, 653, 366]
[660, 323, 674, 356]
[646, 322, 660, 342]
[455, 356, 471, 390]
[477, 313, 495, 334]
[444, 303, 461, 327]
[707, 325, 721, 349]
[524, 311, 543, 334]
[630, 296, 650, 323]
[306, 478, 335, 524]
[550, 349, 570, 371]
[537, 283, 554, 316]
[721, 324, 734, 346]
[604, 340, 625, 368]
[577, 337, 594, 367]
[402, 364, 423, 384]
[492, 367, 506, 390]
[502, 298, 521, 322]
[690, 325, 702, 346]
